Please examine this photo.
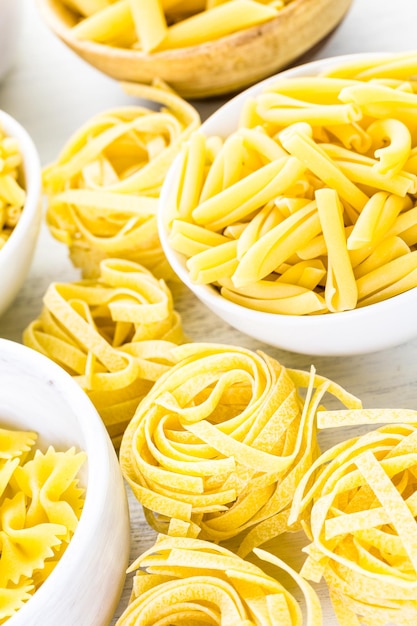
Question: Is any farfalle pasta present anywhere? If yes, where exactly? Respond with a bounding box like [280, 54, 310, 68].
[289, 412, 417, 626]
[43, 80, 200, 280]
[119, 342, 361, 555]
[0, 122, 26, 251]
[165, 52, 417, 315]
[23, 258, 186, 447]
[0, 426, 86, 623]
[116, 535, 322, 626]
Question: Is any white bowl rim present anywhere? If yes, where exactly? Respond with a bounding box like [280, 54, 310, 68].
[0, 109, 42, 256]
[158, 51, 417, 335]
[0, 338, 119, 622]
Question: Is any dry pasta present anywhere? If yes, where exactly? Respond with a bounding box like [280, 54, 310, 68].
[23, 258, 187, 448]
[165, 53, 417, 315]
[43, 80, 200, 281]
[0, 426, 86, 623]
[0, 122, 26, 251]
[66, 0, 289, 52]
[119, 342, 361, 554]
[289, 411, 417, 626]
[116, 535, 322, 626]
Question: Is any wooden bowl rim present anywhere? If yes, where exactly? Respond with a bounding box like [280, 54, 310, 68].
[37, 0, 352, 62]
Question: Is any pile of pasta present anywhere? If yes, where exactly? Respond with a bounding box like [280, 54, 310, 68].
[23, 258, 186, 448]
[115, 535, 322, 625]
[166, 52, 417, 315]
[43, 80, 200, 280]
[0, 426, 86, 623]
[0, 122, 26, 251]
[65, 0, 289, 52]
[119, 342, 361, 555]
[289, 408, 417, 626]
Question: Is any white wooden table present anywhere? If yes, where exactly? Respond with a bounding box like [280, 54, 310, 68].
[1, 1, 417, 623]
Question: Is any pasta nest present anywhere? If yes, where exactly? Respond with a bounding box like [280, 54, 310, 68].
[289, 423, 417, 626]
[42, 80, 200, 281]
[119, 342, 361, 554]
[115, 535, 322, 626]
[23, 258, 187, 448]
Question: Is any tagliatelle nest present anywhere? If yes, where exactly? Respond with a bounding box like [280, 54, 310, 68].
[119, 342, 361, 555]
[115, 535, 322, 626]
[289, 415, 417, 626]
[23, 258, 186, 448]
[42, 80, 200, 280]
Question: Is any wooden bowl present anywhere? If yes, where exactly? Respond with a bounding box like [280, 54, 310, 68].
[37, 0, 353, 99]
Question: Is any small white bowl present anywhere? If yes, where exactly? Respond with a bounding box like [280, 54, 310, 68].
[0, 338, 130, 626]
[159, 54, 417, 357]
[0, 110, 42, 318]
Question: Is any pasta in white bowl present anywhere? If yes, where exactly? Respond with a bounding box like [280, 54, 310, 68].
[0, 338, 130, 625]
[159, 53, 417, 356]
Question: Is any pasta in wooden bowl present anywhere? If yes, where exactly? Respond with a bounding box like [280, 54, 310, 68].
[159, 52, 417, 356]
[36, 0, 353, 99]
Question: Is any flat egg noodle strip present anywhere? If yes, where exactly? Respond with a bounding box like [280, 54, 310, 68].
[355, 451, 417, 573]
[51, 189, 158, 216]
[43, 283, 128, 372]
[318, 408, 417, 428]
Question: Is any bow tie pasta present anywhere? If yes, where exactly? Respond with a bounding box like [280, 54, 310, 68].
[0, 427, 86, 623]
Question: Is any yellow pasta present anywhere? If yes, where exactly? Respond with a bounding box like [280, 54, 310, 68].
[0, 426, 86, 623]
[165, 53, 417, 316]
[289, 415, 417, 626]
[23, 259, 187, 447]
[68, 0, 287, 52]
[0, 122, 26, 251]
[116, 535, 322, 626]
[43, 80, 200, 281]
[120, 343, 361, 554]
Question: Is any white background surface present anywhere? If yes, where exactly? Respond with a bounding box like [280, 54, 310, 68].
[2, 0, 417, 623]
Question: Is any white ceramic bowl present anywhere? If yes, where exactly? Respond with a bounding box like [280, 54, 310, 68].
[0, 110, 42, 318]
[0, 338, 130, 626]
[159, 53, 417, 357]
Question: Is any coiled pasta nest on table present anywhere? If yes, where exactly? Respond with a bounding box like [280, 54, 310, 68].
[42, 80, 200, 280]
[119, 342, 361, 554]
[289, 414, 417, 626]
[23, 258, 186, 448]
[115, 535, 322, 626]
